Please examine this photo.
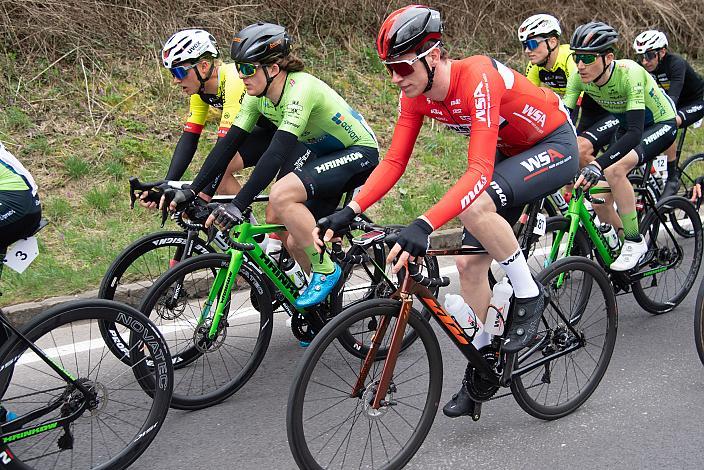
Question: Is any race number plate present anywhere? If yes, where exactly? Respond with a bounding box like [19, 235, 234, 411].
[533, 213, 547, 236]
[3, 236, 39, 273]
[653, 154, 667, 174]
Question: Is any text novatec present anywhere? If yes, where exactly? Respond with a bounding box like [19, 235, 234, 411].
[315, 152, 364, 174]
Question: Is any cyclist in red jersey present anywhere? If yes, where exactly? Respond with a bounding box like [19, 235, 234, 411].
[315, 5, 579, 417]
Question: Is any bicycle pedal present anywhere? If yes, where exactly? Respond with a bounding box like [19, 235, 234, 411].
[471, 401, 482, 421]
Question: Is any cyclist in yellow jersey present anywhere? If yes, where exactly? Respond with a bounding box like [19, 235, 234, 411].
[141, 29, 312, 209]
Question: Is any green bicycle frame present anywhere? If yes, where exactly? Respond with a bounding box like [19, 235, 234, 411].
[546, 187, 617, 269]
[201, 222, 303, 339]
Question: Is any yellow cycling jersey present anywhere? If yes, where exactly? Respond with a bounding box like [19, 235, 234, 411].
[525, 44, 576, 97]
[184, 62, 246, 138]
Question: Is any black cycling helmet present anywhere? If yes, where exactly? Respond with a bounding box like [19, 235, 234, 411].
[570, 21, 619, 52]
[231, 22, 291, 64]
[377, 5, 443, 60]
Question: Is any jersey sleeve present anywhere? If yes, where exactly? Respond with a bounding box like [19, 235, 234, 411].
[185, 94, 209, 134]
[276, 83, 315, 137]
[525, 62, 540, 87]
[625, 66, 646, 112]
[233, 94, 261, 133]
[563, 69, 583, 110]
[217, 73, 247, 138]
[422, 66, 504, 229]
[666, 55, 686, 105]
[353, 94, 423, 212]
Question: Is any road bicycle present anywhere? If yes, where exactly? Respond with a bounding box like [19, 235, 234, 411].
[0, 220, 173, 469]
[286, 229, 617, 469]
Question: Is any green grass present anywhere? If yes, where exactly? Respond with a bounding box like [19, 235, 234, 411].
[1, 48, 703, 306]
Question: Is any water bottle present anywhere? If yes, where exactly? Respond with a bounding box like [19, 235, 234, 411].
[282, 256, 307, 293]
[486, 277, 512, 336]
[599, 223, 620, 250]
[443, 294, 483, 338]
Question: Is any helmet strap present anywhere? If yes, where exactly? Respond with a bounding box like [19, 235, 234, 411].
[421, 57, 436, 93]
[537, 38, 556, 68]
[593, 56, 613, 85]
[194, 60, 216, 95]
[257, 65, 282, 98]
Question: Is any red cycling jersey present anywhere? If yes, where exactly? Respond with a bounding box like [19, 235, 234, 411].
[354, 55, 570, 229]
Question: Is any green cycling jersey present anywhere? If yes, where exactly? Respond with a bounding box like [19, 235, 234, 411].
[234, 71, 378, 154]
[0, 142, 37, 193]
[563, 59, 676, 126]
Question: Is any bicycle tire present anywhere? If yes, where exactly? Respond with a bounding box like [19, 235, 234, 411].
[0, 299, 173, 470]
[678, 152, 704, 199]
[134, 253, 273, 410]
[694, 277, 704, 367]
[287, 298, 442, 470]
[632, 196, 703, 314]
[510, 256, 617, 420]
[98, 230, 214, 364]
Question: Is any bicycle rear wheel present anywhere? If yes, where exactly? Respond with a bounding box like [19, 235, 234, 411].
[135, 253, 273, 410]
[632, 196, 703, 314]
[0, 300, 173, 470]
[510, 257, 617, 420]
[287, 299, 442, 470]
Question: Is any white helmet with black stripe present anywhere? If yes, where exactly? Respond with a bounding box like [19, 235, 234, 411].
[162, 29, 219, 68]
[633, 30, 668, 54]
[518, 14, 561, 41]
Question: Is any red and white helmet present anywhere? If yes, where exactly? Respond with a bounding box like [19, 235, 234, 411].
[376, 5, 442, 61]
[517, 14, 561, 41]
[633, 30, 668, 54]
[162, 29, 219, 68]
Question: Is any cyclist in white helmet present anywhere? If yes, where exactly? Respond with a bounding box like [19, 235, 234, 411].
[634, 30, 704, 197]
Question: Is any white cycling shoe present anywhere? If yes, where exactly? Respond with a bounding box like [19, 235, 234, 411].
[610, 237, 648, 271]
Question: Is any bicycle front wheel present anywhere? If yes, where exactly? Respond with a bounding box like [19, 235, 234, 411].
[135, 253, 273, 410]
[511, 256, 617, 420]
[632, 196, 703, 314]
[287, 299, 442, 470]
[0, 300, 173, 470]
[694, 278, 704, 367]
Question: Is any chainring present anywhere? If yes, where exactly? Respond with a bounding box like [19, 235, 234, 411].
[291, 311, 317, 343]
[465, 345, 500, 402]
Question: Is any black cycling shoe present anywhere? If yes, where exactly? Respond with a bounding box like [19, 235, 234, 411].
[502, 281, 548, 354]
[442, 380, 477, 418]
[661, 177, 680, 199]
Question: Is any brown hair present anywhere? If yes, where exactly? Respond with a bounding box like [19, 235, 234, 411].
[276, 54, 305, 72]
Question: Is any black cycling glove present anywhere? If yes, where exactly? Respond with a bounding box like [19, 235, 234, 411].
[210, 203, 244, 231]
[579, 163, 602, 187]
[164, 187, 196, 211]
[316, 206, 357, 240]
[396, 219, 433, 257]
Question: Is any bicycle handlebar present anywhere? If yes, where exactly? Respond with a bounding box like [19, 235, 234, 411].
[407, 262, 450, 288]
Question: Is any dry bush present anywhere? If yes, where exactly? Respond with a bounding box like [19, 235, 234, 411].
[1, 0, 702, 65]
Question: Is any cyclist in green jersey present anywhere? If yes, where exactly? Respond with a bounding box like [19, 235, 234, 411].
[565, 22, 677, 271]
[166, 23, 379, 308]
[0, 142, 41, 252]
[518, 15, 618, 170]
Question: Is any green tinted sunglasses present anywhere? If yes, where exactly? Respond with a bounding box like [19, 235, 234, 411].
[573, 53, 601, 65]
[235, 62, 261, 77]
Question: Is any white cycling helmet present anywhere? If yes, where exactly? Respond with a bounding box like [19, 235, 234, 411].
[162, 29, 219, 68]
[633, 30, 668, 54]
[518, 14, 561, 41]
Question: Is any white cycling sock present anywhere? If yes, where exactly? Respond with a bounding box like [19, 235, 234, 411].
[499, 248, 539, 299]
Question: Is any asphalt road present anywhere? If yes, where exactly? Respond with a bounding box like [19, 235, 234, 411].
[135, 255, 704, 470]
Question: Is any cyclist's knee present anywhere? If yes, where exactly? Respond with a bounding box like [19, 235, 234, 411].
[265, 203, 279, 224]
[228, 154, 245, 173]
[577, 137, 595, 167]
[454, 254, 491, 280]
[462, 193, 496, 229]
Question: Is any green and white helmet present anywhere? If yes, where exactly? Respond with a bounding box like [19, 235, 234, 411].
[633, 30, 668, 54]
[162, 29, 219, 68]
